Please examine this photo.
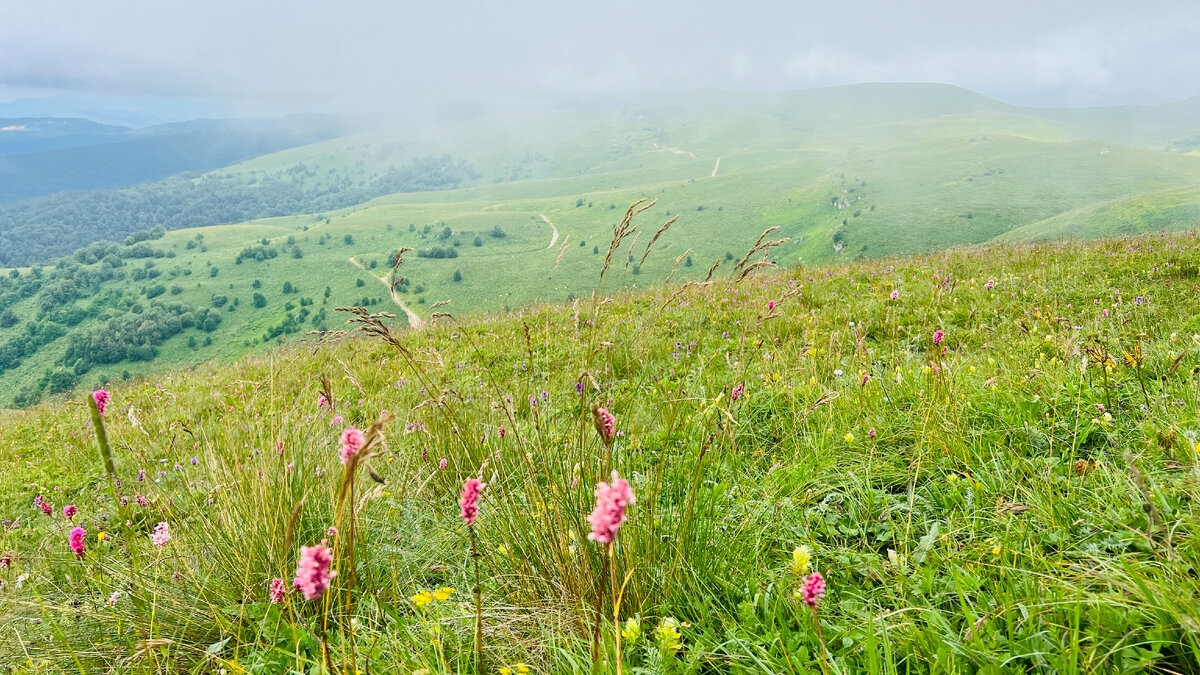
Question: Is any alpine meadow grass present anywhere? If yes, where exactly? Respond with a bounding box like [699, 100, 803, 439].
[2, 207, 1200, 673]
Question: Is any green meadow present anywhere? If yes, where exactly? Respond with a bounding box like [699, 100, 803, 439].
[1, 219, 1199, 672]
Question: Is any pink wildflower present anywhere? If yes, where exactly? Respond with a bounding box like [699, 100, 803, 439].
[868, 427, 877, 440]
[135, 494, 147, 507]
[40, 500, 52, 516]
[151, 521, 171, 547]
[890, 289, 899, 301]
[331, 415, 344, 425]
[326, 526, 338, 537]
[293, 540, 334, 601]
[439, 458, 447, 469]
[986, 279, 995, 290]
[592, 407, 616, 446]
[317, 394, 328, 409]
[69, 527, 87, 558]
[107, 591, 120, 607]
[339, 426, 365, 465]
[269, 577, 287, 604]
[498, 427, 507, 438]
[459, 478, 482, 526]
[587, 471, 634, 544]
[730, 384, 745, 402]
[93, 390, 110, 415]
[768, 300, 776, 311]
[801, 571, 826, 608]
[932, 330, 944, 345]
[62, 505, 77, 520]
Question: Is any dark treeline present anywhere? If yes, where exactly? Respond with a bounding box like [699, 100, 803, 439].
[0, 155, 480, 266]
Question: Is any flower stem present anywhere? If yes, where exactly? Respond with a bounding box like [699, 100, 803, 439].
[812, 606, 829, 675]
[470, 525, 483, 665]
[610, 542, 623, 675]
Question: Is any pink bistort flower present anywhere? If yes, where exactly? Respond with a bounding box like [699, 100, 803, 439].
[269, 577, 287, 604]
[339, 426, 365, 465]
[93, 390, 110, 415]
[62, 505, 77, 520]
[151, 521, 171, 547]
[932, 330, 944, 345]
[459, 478, 482, 526]
[587, 471, 634, 544]
[592, 407, 616, 446]
[293, 540, 334, 601]
[69, 527, 87, 558]
[801, 571, 826, 608]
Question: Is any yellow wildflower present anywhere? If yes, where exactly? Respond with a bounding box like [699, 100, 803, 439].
[791, 545, 812, 577]
[655, 617, 683, 656]
[433, 587, 455, 602]
[411, 590, 433, 608]
[621, 617, 643, 644]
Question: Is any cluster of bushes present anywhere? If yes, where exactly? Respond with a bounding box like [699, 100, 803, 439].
[61, 301, 219, 369]
[236, 244, 279, 263]
[0, 321, 67, 374]
[416, 246, 458, 259]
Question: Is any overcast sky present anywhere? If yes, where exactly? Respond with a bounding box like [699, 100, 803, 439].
[1, 0, 1197, 119]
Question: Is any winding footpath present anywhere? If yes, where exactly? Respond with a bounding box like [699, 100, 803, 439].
[348, 256, 425, 329]
[539, 214, 560, 249]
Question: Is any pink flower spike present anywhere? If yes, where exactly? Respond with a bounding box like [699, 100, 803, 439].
[801, 571, 826, 608]
[326, 526, 338, 537]
[62, 505, 77, 520]
[932, 330, 945, 345]
[151, 521, 171, 547]
[269, 577, 287, 604]
[459, 478, 482, 526]
[592, 407, 616, 446]
[69, 527, 87, 558]
[92, 390, 110, 415]
[438, 458, 447, 470]
[293, 539, 334, 601]
[339, 426, 365, 465]
[587, 471, 634, 544]
[890, 289, 899, 301]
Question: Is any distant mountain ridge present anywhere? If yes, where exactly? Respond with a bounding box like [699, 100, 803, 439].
[0, 114, 349, 203]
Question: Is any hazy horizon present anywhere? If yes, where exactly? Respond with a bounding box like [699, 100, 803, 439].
[1, 0, 1198, 124]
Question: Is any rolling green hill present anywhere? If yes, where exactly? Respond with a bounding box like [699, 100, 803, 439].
[2, 83, 1200, 407]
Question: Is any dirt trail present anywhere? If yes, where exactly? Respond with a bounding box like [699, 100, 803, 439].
[711, 157, 720, 177]
[650, 142, 697, 158]
[348, 256, 425, 328]
[539, 214, 559, 248]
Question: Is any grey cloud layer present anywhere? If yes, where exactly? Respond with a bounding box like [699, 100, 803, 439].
[0, 0, 1196, 111]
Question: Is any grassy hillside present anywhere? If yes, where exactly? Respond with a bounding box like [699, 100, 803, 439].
[4, 84, 1200, 406]
[1, 227, 1199, 672]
